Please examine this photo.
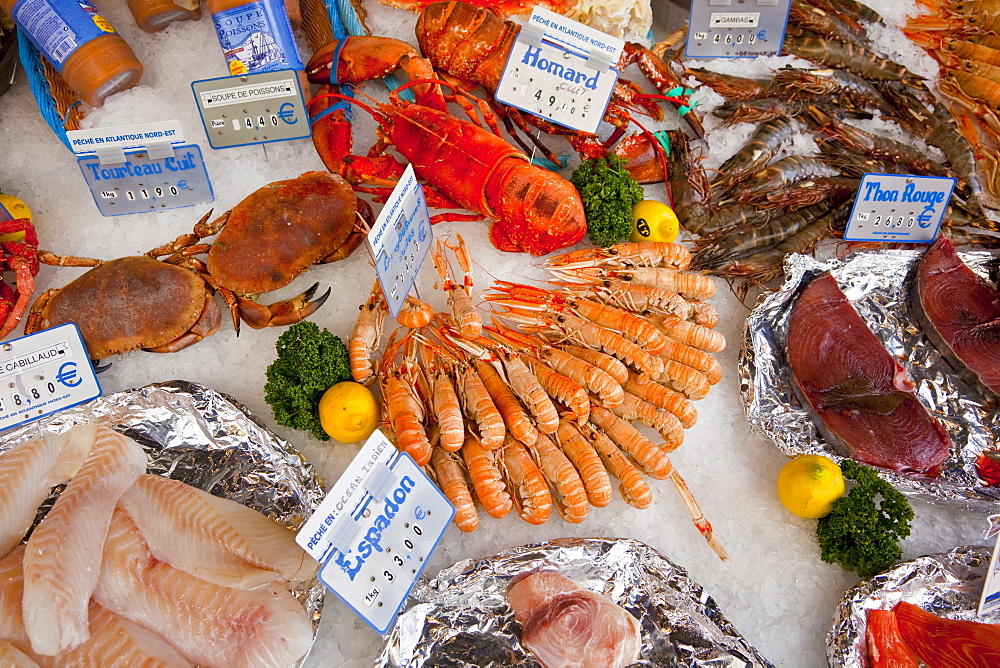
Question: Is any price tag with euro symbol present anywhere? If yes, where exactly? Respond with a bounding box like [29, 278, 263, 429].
[0, 324, 101, 433]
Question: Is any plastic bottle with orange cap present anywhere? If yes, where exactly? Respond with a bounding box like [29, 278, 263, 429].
[2, 0, 143, 107]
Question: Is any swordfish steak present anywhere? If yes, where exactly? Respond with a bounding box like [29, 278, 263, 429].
[910, 236, 1000, 400]
[786, 272, 951, 476]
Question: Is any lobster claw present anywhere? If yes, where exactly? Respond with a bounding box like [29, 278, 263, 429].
[305, 36, 447, 110]
[309, 84, 354, 176]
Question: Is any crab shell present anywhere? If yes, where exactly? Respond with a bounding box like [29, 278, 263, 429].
[206, 171, 367, 294]
[40, 256, 221, 360]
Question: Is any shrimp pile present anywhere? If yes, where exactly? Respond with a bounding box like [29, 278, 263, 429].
[905, 0, 1000, 202]
[654, 0, 1000, 295]
[349, 241, 729, 561]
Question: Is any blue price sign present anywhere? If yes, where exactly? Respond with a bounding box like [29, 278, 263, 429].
[685, 0, 793, 58]
[845, 173, 955, 243]
[296, 430, 453, 634]
[367, 165, 433, 319]
[77, 144, 213, 217]
[191, 70, 311, 149]
[0, 324, 101, 433]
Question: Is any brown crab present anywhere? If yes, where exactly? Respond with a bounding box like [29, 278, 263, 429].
[24, 171, 372, 359]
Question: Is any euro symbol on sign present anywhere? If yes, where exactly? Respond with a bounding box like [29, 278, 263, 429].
[56, 362, 82, 388]
[277, 103, 298, 125]
[414, 506, 427, 520]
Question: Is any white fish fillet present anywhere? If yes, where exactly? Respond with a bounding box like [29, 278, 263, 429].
[95, 509, 313, 668]
[118, 474, 316, 589]
[507, 571, 642, 668]
[0, 641, 39, 668]
[0, 546, 30, 652]
[21, 426, 147, 656]
[0, 423, 97, 559]
[46, 602, 191, 668]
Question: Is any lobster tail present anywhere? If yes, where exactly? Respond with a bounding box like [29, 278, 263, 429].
[485, 161, 586, 256]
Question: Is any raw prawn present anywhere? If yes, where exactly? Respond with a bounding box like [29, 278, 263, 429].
[462, 430, 512, 519]
[555, 420, 613, 508]
[432, 235, 480, 336]
[430, 445, 479, 532]
[525, 433, 589, 523]
[624, 371, 698, 429]
[350, 280, 388, 385]
[609, 392, 684, 449]
[580, 423, 652, 509]
[486, 281, 668, 353]
[499, 436, 551, 524]
[545, 242, 691, 271]
[549, 266, 717, 301]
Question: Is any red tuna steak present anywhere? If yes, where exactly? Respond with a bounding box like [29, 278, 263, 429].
[894, 601, 1000, 667]
[786, 272, 951, 476]
[911, 235, 1000, 400]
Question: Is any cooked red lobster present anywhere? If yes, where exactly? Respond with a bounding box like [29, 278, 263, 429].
[306, 34, 586, 256]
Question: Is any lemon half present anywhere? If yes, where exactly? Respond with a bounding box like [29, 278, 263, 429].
[776, 455, 846, 518]
[318, 381, 380, 443]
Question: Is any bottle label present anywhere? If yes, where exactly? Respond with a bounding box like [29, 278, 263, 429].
[211, 0, 303, 76]
[12, 0, 115, 72]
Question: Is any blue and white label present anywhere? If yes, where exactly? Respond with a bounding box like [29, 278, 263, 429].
[12, 0, 115, 71]
[368, 164, 432, 320]
[192, 70, 310, 149]
[67, 120, 184, 156]
[211, 0, 302, 76]
[296, 430, 453, 635]
[845, 174, 955, 243]
[0, 324, 101, 433]
[495, 7, 623, 134]
[77, 144, 213, 216]
[686, 0, 792, 58]
[979, 516, 1000, 616]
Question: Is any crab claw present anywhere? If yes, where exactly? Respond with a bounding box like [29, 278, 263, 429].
[236, 283, 332, 330]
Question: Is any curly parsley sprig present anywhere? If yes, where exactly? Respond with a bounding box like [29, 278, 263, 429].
[264, 321, 351, 441]
[815, 460, 914, 578]
[569, 156, 644, 247]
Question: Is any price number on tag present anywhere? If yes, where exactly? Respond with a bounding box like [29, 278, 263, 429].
[232, 113, 282, 131]
[0, 381, 61, 413]
[118, 184, 184, 201]
[712, 32, 756, 45]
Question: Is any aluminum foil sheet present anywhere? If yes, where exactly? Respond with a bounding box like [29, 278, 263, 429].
[740, 250, 1000, 513]
[375, 537, 772, 667]
[827, 545, 997, 667]
[0, 379, 327, 664]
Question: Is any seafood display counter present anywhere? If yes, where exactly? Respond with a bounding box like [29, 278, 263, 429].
[0, 0, 997, 665]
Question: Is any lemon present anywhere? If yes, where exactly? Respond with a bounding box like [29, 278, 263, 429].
[630, 199, 679, 243]
[0, 192, 30, 243]
[318, 381, 380, 443]
[776, 454, 846, 518]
